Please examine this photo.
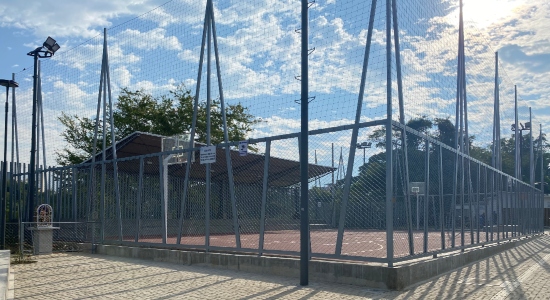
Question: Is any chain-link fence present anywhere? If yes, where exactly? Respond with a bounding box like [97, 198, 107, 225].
[3, 119, 543, 264]
[0, 0, 547, 266]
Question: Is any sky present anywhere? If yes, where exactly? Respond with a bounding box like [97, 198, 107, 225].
[0, 0, 549, 180]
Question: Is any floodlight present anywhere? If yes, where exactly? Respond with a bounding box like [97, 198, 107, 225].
[43, 36, 56, 48]
[51, 43, 61, 53]
[42, 36, 60, 54]
[0, 80, 19, 88]
[356, 141, 371, 149]
[525, 122, 531, 130]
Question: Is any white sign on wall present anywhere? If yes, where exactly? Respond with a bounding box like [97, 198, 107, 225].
[200, 146, 216, 164]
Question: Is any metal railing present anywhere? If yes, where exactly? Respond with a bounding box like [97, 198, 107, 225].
[4, 120, 544, 265]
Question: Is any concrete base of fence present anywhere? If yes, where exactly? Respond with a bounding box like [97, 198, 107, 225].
[95, 234, 541, 290]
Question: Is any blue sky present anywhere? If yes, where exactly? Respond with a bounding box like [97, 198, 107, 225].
[0, 0, 549, 174]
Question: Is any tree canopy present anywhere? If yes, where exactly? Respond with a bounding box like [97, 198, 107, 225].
[336, 116, 550, 209]
[56, 85, 261, 166]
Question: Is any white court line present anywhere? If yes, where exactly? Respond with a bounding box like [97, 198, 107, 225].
[491, 252, 550, 300]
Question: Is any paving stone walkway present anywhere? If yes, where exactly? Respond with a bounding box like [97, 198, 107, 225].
[12, 234, 550, 299]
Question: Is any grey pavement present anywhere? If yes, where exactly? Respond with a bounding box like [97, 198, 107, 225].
[12, 234, 550, 299]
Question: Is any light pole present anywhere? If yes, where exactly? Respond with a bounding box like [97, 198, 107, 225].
[0, 79, 18, 249]
[356, 141, 372, 165]
[27, 37, 60, 223]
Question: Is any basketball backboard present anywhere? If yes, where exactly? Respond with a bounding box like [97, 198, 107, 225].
[161, 133, 195, 165]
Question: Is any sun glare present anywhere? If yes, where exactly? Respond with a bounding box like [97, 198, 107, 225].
[451, 0, 523, 29]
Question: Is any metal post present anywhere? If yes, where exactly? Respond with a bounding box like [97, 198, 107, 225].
[490, 169, 494, 241]
[520, 180, 524, 236]
[100, 73, 107, 240]
[258, 140, 271, 256]
[28, 53, 39, 223]
[424, 139, 429, 253]
[540, 124, 544, 232]
[484, 166, 488, 242]
[72, 167, 77, 224]
[331, 143, 336, 228]
[300, 0, 310, 286]
[385, 0, 395, 266]
[514, 86, 520, 180]
[335, 0, 378, 256]
[38, 70, 48, 206]
[497, 174, 501, 241]
[476, 162, 480, 243]
[492, 52, 500, 170]
[439, 145, 444, 249]
[103, 28, 122, 242]
[1, 84, 9, 248]
[416, 193, 419, 231]
[516, 180, 519, 236]
[392, 0, 414, 256]
[9, 162, 14, 222]
[530, 108, 534, 187]
[59, 168, 64, 222]
[452, 0, 464, 249]
[11, 73, 20, 224]
[135, 157, 143, 243]
[505, 177, 509, 238]
[205, 8, 212, 252]
[177, 1, 208, 245]
[159, 155, 167, 244]
[209, 0, 241, 248]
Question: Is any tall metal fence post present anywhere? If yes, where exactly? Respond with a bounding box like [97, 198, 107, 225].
[135, 157, 143, 243]
[299, 0, 310, 286]
[423, 139, 429, 253]
[72, 167, 77, 234]
[91, 222, 95, 254]
[335, 0, 378, 257]
[439, 145, 444, 250]
[385, 0, 395, 267]
[476, 163, 480, 243]
[258, 140, 271, 256]
[159, 155, 167, 244]
[205, 1, 213, 253]
[19, 222, 24, 255]
[392, 0, 414, 256]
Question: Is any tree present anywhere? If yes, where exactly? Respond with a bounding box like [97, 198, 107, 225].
[56, 84, 262, 166]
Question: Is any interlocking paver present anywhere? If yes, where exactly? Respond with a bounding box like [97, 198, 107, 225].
[13, 233, 550, 299]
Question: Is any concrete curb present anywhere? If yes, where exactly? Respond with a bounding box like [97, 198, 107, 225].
[96, 235, 541, 290]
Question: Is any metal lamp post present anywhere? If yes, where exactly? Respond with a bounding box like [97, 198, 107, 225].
[356, 142, 372, 165]
[0, 79, 18, 249]
[26, 37, 60, 223]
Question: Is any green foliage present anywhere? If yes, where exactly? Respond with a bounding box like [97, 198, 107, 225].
[56, 84, 261, 166]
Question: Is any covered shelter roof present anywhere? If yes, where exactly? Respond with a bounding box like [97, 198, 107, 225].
[84, 132, 334, 187]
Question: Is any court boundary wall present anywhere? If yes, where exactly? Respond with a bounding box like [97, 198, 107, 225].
[95, 233, 543, 290]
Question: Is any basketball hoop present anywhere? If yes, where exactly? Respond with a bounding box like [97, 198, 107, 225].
[162, 133, 195, 164]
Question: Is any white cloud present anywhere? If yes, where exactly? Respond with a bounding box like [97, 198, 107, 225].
[3, 0, 549, 165]
[0, 0, 170, 39]
[115, 28, 182, 51]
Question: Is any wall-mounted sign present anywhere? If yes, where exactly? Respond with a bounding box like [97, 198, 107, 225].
[200, 146, 216, 164]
